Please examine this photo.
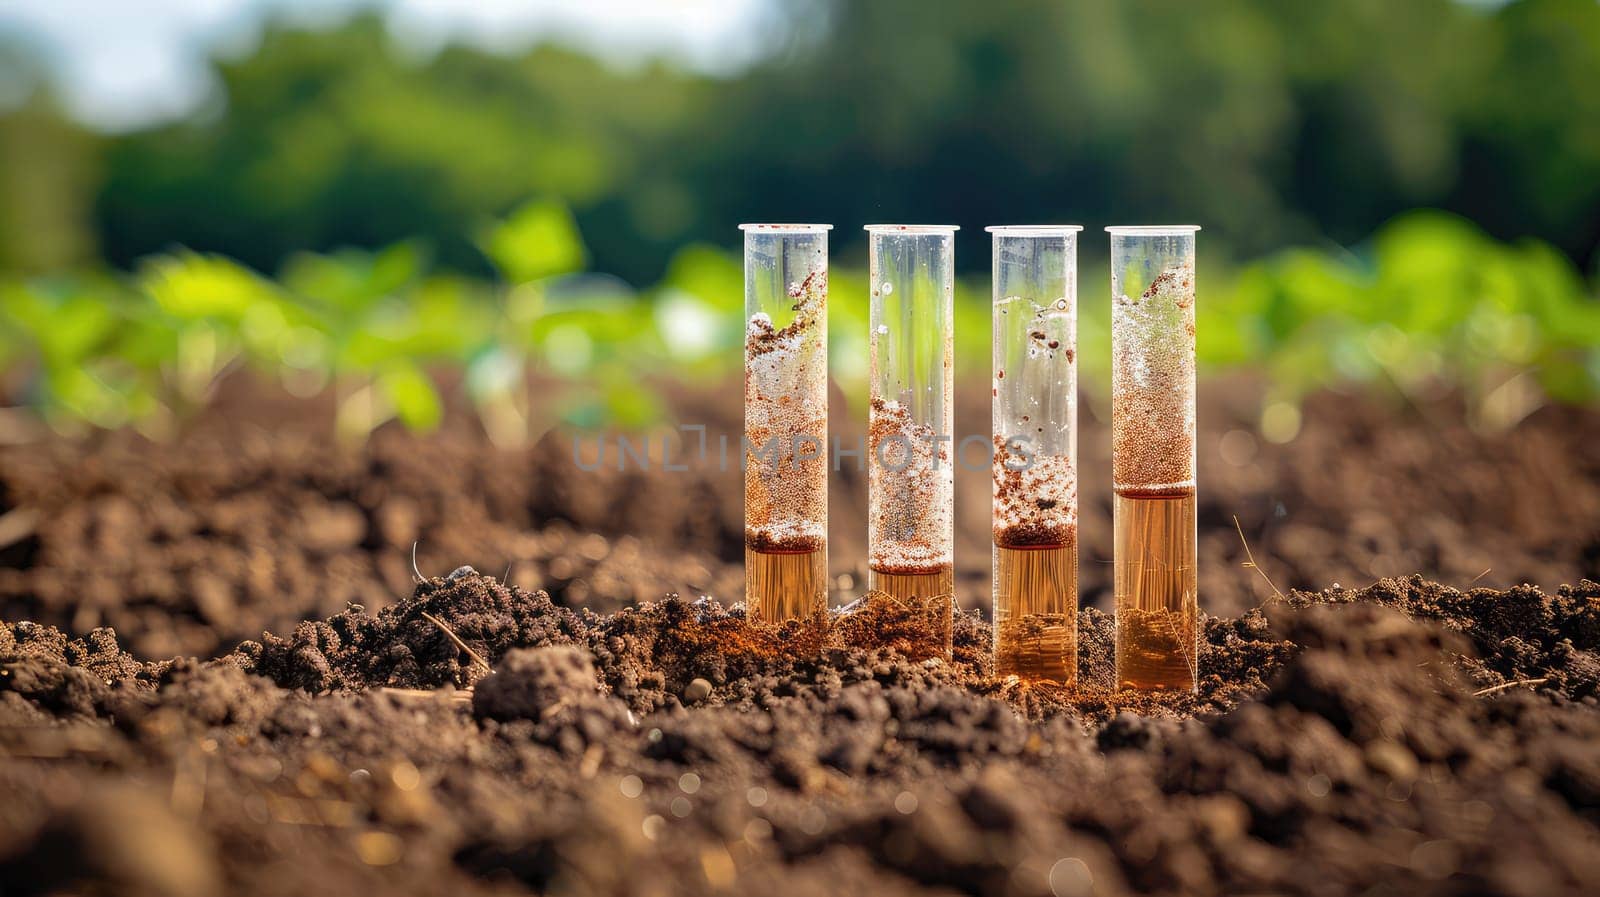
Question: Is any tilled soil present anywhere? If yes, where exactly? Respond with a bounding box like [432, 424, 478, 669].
[2, 378, 1598, 661]
[2, 572, 1597, 897]
[0, 389, 743, 660]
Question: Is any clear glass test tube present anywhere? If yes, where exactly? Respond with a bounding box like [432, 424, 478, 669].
[988, 226, 1082, 684]
[865, 225, 957, 655]
[1108, 225, 1200, 692]
[742, 224, 831, 624]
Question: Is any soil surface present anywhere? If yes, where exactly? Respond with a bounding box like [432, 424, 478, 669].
[3, 375, 1598, 895]
[2, 572, 1597, 897]
[2, 377, 1597, 661]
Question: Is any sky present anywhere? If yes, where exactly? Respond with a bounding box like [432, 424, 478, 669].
[0, 0, 770, 132]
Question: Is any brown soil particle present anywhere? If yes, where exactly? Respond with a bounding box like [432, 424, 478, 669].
[868, 397, 953, 572]
[746, 270, 825, 358]
[3, 573, 1598, 896]
[992, 436, 1077, 548]
[745, 531, 825, 554]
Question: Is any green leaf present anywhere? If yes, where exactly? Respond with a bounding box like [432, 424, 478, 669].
[280, 241, 425, 314]
[658, 244, 741, 314]
[1, 279, 125, 366]
[478, 199, 587, 284]
[140, 252, 278, 320]
[377, 361, 442, 432]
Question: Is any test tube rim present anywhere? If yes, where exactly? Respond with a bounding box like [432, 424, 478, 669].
[984, 225, 1084, 235]
[863, 224, 960, 234]
[1104, 225, 1202, 235]
[738, 223, 833, 232]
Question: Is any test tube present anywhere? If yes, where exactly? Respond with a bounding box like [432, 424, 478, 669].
[865, 225, 957, 654]
[742, 224, 831, 624]
[988, 226, 1082, 684]
[1108, 225, 1200, 692]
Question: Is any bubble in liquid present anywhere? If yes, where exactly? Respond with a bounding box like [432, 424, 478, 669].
[881, 281, 894, 295]
[1049, 857, 1093, 897]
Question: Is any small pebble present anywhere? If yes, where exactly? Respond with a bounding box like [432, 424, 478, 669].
[356, 831, 404, 866]
[683, 678, 713, 703]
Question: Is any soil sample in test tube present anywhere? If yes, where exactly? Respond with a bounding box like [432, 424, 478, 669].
[865, 225, 958, 659]
[743, 224, 831, 624]
[988, 226, 1083, 685]
[1108, 225, 1201, 692]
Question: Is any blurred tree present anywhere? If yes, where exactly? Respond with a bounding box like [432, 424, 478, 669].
[0, 39, 101, 273]
[92, 13, 709, 282]
[681, 0, 1548, 263]
[1453, 0, 1600, 266]
[0, 0, 1593, 282]
[0, 99, 100, 273]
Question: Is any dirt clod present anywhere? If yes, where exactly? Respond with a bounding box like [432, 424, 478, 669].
[473, 646, 605, 722]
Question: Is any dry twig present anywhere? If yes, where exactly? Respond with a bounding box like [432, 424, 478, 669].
[1169, 603, 1198, 681]
[379, 687, 474, 705]
[1472, 677, 1548, 697]
[1233, 515, 1285, 603]
[420, 611, 492, 673]
[1469, 568, 1492, 585]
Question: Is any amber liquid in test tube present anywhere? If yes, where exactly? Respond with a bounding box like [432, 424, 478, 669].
[866, 225, 957, 656]
[989, 226, 1082, 684]
[743, 224, 830, 624]
[1108, 226, 1200, 692]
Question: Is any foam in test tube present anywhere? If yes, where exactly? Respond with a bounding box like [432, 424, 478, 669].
[865, 224, 958, 656]
[1108, 225, 1200, 692]
[742, 224, 831, 624]
[989, 225, 1082, 684]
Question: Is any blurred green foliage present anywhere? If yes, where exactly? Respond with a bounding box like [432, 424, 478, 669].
[2, 0, 1599, 438]
[1199, 211, 1600, 434]
[2, 203, 1595, 441]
